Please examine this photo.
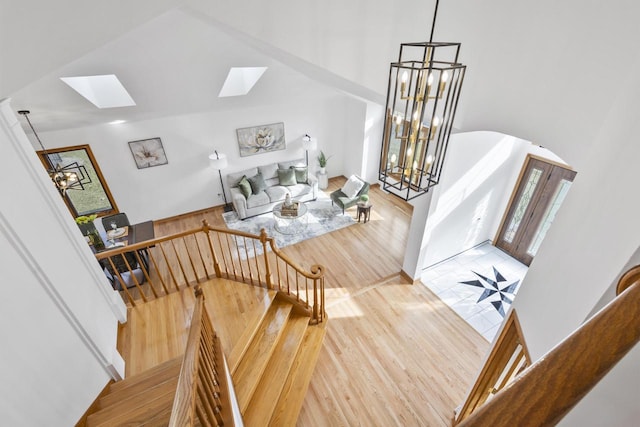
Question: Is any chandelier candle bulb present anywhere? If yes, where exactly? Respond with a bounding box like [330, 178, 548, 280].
[400, 71, 408, 94]
[413, 160, 420, 183]
[439, 71, 449, 95]
[427, 73, 434, 96]
[425, 154, 434, 173]
[395, 115, 403, 137]
[430, 117, 440, 139]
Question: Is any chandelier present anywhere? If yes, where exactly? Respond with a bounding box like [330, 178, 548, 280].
[18, 110, 91, 194]
[379, 0, 466, 200]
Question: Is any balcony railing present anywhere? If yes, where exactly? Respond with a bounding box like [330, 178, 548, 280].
[94, 220, 325, 323]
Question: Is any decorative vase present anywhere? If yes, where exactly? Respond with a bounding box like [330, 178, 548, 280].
[284, 193, 292, 207]
[78, 221, 105, 251]
[319, 167, 326, 174]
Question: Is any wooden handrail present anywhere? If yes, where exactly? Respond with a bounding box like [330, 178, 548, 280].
[458, 268, 640, 426]
[616, 264, 640, 295]
[169, 286, 235, 426]
[453, 310, 530, 425]
[94, 220, 326, 323]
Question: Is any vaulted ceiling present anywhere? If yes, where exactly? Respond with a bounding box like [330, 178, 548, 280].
[2, 1, 435, 133]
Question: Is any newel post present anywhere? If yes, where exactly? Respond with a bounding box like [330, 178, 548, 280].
[259, 228, 273, 289]
[202, 219, 222, 278]
[310, 264, 324, 323]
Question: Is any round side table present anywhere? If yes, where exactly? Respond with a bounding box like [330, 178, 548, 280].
[357, 203, 372, 223]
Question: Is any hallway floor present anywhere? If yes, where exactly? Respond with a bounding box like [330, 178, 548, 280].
[420, 241, 528, 342]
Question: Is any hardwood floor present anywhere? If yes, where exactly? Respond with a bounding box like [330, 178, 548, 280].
[125, 176, 489, 426]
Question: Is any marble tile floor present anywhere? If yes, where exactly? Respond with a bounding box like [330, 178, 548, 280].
[420, 241, 528, 342]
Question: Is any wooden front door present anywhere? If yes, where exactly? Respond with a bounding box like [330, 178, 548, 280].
[496, 156, 576, 266]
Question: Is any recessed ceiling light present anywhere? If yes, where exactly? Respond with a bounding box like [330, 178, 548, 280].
[218, 67, 268, 97]
[60, 74, 136, 108]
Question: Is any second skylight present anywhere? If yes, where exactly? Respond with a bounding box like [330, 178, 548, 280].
[218, 67, 267, 97]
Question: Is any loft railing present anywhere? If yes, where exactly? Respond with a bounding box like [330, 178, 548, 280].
[94, 220, 325, 323]
[452, 310, 531, 425]
[169, 286, 235, 427]
[457, 266, 640, 426]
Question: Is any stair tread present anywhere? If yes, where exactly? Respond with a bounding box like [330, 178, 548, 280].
[109, 357, 182, 394]
[233, 299, 293, 413]
[269, 321, 327, 427]
[243, 314, 310, 424]
[86, 376, 178, 426]
[228, 290, 278, 373]
[97, 358, 182, 409]
[136, 403, 174, 427]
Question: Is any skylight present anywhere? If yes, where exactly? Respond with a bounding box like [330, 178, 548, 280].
[218, 67, 268, 97]
[60, 74, 136, 108]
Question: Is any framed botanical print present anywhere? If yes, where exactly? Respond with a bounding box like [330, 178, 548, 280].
[236, 122, 286, 157]
[128, 137, 168, 169]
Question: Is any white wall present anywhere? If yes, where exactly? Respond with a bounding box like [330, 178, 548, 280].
[37, 92, 364, 224]
[361, 101, 385, 184]
[0, 99, 126, 426]
[379, 1, 640, 421]
[420, 131, 564, 268]
[436, 1, 640, 171]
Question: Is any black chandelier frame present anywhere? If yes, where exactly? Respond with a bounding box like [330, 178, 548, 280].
[379, 0, 466, 201]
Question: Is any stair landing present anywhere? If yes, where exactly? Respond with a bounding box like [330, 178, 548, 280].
[118, 277, 276, 376]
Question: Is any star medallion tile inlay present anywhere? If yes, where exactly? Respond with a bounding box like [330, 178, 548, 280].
[460, 266, 520, 317]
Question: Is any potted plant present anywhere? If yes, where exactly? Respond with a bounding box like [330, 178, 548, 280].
[75, 214, 104, 250]
[359, 194, 370, 206]
[75, 214, 97, 234]
[317, 150, 332, 174]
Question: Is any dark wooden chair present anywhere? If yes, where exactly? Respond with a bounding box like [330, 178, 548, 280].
[101, 212, 130, 230]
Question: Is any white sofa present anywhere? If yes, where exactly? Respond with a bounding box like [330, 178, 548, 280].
[228, 158, 318, 219]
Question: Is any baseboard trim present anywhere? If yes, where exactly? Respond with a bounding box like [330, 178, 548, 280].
[400, 269, 421, 285]
[153, 205, 222, 225]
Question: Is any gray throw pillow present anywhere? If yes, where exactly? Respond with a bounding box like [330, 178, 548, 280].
[277, 168, 297, 186]
[237, 175, 252, 199]
[248, 172, 267, 195]
[291, 166, 308, 184]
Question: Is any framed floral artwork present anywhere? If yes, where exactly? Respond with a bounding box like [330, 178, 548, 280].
[236, 122, 286, 157]
[128, 137, 168, 169]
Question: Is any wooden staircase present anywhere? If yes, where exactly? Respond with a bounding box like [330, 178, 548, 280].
[83, 289, 326, 426]
[230, 296, 327, 426]
[86, 358, 182, 426]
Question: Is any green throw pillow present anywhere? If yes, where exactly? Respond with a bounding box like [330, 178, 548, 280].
[248, 172, 267, 195]
[277, 168, 297, 186]
[237, 175, 252, 199]
[291, 166, 308, 184]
